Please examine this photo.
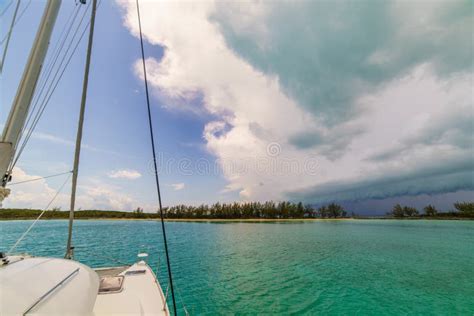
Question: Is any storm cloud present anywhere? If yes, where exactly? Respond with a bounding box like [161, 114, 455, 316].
[119, 0, 473, 207]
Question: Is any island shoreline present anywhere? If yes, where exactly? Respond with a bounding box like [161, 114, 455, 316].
[1, 217, 471, 222]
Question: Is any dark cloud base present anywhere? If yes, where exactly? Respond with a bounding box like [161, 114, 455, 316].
[287, 157, 474, 212]
[340, 190, 474, 216]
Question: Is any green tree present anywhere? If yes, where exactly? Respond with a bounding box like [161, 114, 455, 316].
[304, 204, 315, 218]
[133, 207, 144, 218]
[327, 203, 346, 218]
[296, 202, 305, 218]
[423, 205, 438, 216]
[318, 206, 328, 218]
[403, 206, 419, 217]
[390, 204, 405, 217]
[454, 202, 474, 215]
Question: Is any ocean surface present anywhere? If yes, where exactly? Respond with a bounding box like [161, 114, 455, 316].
[1, 219, 473, 315]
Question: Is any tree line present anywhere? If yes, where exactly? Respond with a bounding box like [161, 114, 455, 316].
[163, 202, 347, 219]
[0, 202, 348, 220]
[1, 201, 472, 220]
[387, 202, 474, 218]
[0, 208, 160, 220]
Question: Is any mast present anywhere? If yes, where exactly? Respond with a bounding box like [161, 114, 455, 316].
[65, 0, 97, 259]
[0, 0, 62, 204]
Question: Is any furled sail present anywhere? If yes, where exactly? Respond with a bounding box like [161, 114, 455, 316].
[0, 0, 61, 205]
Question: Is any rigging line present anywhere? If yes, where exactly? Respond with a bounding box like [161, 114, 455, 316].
[29, 2, 84, 107]
[9, 1, 102, 172]
[0, 0, 12, 18]
[0, 0, 31, 46]
[16, 1, 90, 150]
[8, 170, 72, 186]
[173, 278, 191, 316]
[0, 0, 21, 74]
[135, 1, 177, 315]
[21, 3, 83, 140]
[7, 172, 71, 254]
[40, 1, 81, 73]
[74, 245, 130, 266]
[28, 3, 82, 114]
[10, 0, 96, 163]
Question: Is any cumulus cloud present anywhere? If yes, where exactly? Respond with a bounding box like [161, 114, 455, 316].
[215, 1, 472, 121]
[170, 183, 185, 191]
[214, 0, 473, 160]
[107, 169, 142, 180]
[118, 0, 473, 204]
[77, 183, 135, 210]
[4, 167, 70, 210]
[4, 167, 143, 211]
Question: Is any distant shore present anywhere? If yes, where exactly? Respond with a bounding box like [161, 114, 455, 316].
[0, 208, 472, 221]
[167, 218, 353, 222]
[164, 217, 472, 222]
[1, 217, 471, 222]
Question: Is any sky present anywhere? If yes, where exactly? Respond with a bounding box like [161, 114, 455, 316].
[0, 0, 472, 215]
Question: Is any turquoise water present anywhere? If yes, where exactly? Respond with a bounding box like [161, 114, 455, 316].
[1, 220, 473, 315]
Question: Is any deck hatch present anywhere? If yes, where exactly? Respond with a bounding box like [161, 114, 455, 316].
[98, 276, 124, 294]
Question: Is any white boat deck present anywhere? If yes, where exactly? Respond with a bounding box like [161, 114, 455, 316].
[94, 261, 169, 316]
[0, 256, 169, 316]
[0, 256, 99, 315]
